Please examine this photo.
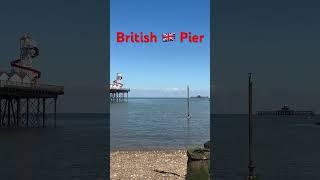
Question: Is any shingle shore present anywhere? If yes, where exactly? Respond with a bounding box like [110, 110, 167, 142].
[111, 150, 187, 180]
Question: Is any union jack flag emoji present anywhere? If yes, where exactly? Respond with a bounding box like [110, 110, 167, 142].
[162, 32, 175, 42]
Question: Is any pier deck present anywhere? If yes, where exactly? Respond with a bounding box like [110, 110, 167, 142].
[256, 111, 314, 116]
[256, 105, 314, 117]
[0, 83, 64, 128]
[110, 88, 130, 102]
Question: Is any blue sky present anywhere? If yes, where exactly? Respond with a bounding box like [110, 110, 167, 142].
[111, 0, 210, 97]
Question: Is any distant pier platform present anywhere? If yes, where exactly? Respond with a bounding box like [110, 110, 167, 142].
[0, 82, 64, 128]
[110, 88, 130, 103]
[256, 106, 314, 116]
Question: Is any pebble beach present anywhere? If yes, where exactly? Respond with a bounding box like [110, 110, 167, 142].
[110, 150, 187, 180]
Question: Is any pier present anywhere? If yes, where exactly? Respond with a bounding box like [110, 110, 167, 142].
[0, 33, 64, 128]
[257, 105, 314, 116]
[0, 83, 64, 128]
[109, 73, 130, 103]
[110, 88, 130, 102]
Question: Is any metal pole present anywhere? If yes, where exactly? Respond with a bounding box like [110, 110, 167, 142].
[187, 85, 190, 117]
[247, 73, 256, 180]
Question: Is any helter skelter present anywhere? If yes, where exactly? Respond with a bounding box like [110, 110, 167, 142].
[109, 73, 130, 102]
[0, 33, 64, 128]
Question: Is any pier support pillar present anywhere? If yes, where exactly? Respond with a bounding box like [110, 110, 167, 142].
[17, 98, 20, 127]
[7, 99, 11, 128]
[10, 100, 16, 127]
[54, 97, 57, 128]
[42, 98, 46, 128]
[26, 98, 29, 127]
[0, 98, 2, 127]
[37, 98, 40, 128]
[1, 100, 7, 127]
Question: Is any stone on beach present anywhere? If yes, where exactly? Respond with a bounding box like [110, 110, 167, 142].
[187, 141, 211, 161]
[187, 148, 210, 161]
[204, 140, 210, 150]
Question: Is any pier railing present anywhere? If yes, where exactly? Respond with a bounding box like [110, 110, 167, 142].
[0, 80, 64, 93]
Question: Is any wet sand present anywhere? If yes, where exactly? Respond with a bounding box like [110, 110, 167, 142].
[111, 150, 187, 180]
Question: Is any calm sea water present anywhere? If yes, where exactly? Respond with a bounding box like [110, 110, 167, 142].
[0, 114, 107, 180]
[214, 114, 320, 180]
[110, 98, 210, 150]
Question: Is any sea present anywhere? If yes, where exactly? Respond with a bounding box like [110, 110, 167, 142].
[112, 99, 320, 179]
[214, 114, 320, 180]
[2, 100, 318, 179]
[0, 114, 107, 180]
[110, 98, 210, 150]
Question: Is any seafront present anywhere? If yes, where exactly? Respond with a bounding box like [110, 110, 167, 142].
[110, 150, 187, 179]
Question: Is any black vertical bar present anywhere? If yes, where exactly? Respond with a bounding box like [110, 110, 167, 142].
[42, 98, 45, 128]
[54, 97, 57, 128]
[248, 73, 256, 180]
[26, 98, 29, 127]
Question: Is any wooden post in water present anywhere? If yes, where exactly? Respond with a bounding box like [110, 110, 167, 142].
[247, 73, 256, 180]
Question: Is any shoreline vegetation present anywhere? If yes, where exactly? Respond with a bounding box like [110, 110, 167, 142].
[111, 150, 187, 179]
